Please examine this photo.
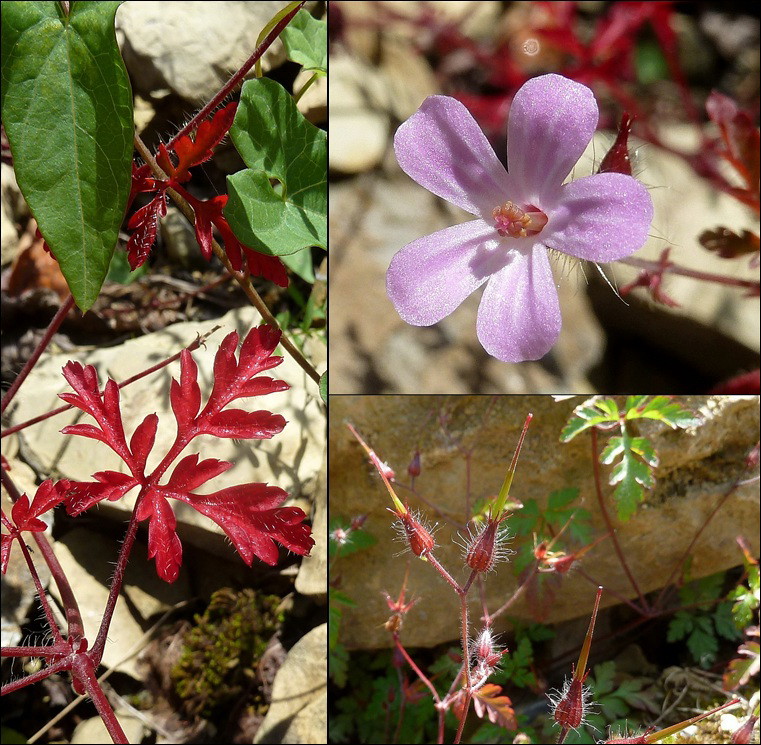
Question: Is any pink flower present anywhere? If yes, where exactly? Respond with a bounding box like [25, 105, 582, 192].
[387, 74, 654, 363]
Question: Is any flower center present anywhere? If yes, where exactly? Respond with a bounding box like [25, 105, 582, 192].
[492, 202, 548, 238]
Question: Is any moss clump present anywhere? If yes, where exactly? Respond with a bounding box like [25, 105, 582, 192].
[171, 588, 282, 720]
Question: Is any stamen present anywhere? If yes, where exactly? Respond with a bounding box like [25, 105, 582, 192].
[492, 202, 548, 238]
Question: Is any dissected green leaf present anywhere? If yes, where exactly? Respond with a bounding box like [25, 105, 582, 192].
[560, 397, 620, 441]
[625, 395, 701, 428]
[602, 430, 657, 521]
[280, 8, 327, 73]
[225, 77, 326, 256]
[1, 1, 133, 311]
[319, 370, 327, 404]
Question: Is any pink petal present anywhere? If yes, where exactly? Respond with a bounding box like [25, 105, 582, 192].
[476, 244, 561, 362]
[506, 74, 598, 206]
[394, 96, 511, 218]
[543, 173, 653, 261]
[387, 219, 507, 326]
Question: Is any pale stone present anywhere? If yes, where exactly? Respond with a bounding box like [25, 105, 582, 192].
[329, 395, 760, 650]
[116, 1, 290, 102]
[71, 710, 145, 744]
[253, 623, 327, 744]
[295, 455, 327, 597]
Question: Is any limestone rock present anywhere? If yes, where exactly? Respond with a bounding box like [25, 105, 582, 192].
[254, 622, 327, 744]
[116, 1, 289, 102]
[329, 395, 760, 650]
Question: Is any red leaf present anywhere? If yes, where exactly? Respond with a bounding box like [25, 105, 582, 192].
[56, 325, 308, 582]
[59, 363, 133, 468]
[202, 409, 286, 439]
[11, 480, 68, 533]
[173, 483, 314, 565]
[168, 103, 237, 182]
[170, 349, 201, 430]
[3, 480, 70, 572]
[126, 191, 168, 270]
[65, 471, 139, 515]
[472, 683, 517, 730]
[130, 413, 159, 475]
[166, 454, 233, 492]
[202, 327, 287, 417]
[188, 194, 290, 286]
[136, 490, 183, 583]
[244, 246, 290, 288]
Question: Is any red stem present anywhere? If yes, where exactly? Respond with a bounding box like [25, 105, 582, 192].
[590, 427, 649, 612]
[392, 634, 440, 704]
[619, 256, 759, 293]
[1, 294, 75, 415]
[90, 508, 142, 665]
[0, 656, 70, 695]
[0, 469, 85, 639]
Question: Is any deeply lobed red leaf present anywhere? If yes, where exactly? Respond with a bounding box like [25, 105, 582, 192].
[56, 325, 309, 582]
[161, 103, 238, 183]
[126, 191, 168, 270]
[2, 480, 71, 573]
[192, 194, 290, 286]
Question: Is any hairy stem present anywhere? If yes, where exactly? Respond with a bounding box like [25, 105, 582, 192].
[1, 294, 75, 415]
[590, 427, 648, 612]
[132, 133, 321, 385]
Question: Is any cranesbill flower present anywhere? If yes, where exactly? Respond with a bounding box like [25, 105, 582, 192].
[387, 74, 653, 363]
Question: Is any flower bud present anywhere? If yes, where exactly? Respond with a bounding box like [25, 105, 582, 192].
[392, 508, 435, 557]
[551, 669, 591, 730]
[407, 449, 421, 478]
[463, 516, 512, 573]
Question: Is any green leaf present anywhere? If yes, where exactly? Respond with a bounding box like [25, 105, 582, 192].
[1, 1, 133, 311]
[280, 8, 327, 73]
[625, 395, 701, 429]
[547, 487, 580, 511]
[603, 430, 657, 521]
[507, 498, 540, 537]
[560, 397, 620, 441]
[225, 77, 326, 256]
[280, 246, 315, 282]
[668, 611, 693, 642]
[329, 642, 349, 687]
[106, 247, 149, 285]
[714, 602, 742, 641]
[590, 661, 616, 696]
[319, 371, 327, 404]
[686, 617, 718, 666]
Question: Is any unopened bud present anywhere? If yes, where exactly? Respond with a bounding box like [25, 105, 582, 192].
[408, 449, 421, 478]
[463, 517, 512, 573]
[551, 669, 591, 730]
[395, 509, 435, 557]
